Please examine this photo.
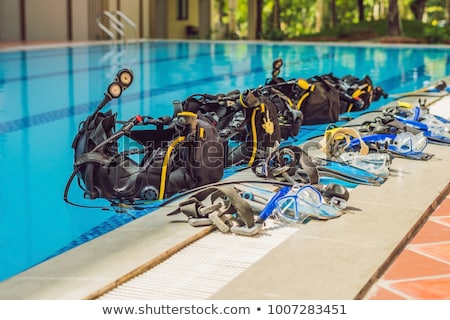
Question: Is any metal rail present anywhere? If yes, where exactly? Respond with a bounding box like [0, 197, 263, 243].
[96, 10, 138, 42]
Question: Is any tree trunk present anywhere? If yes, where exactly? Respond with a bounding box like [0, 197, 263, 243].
[446, 0, 450, 26]
[387, 0, 402, 37]
[410, 0, 427, 21]
[273, 0, 281, 30]
[358, 0, 364, 22]
[229, 0, 237, 34]
[315, 0, 323, 32]
[217, 0, 225, 25]
[256, 0, 263, 39]
[330, 0, 337, 27]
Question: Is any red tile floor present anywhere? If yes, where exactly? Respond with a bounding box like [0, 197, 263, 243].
[364, 190, 450, 299]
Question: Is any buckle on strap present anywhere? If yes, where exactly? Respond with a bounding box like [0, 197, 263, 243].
[170, 185, 256, 230]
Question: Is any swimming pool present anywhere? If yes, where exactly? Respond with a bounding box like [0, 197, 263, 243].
[1, 40, 449, 282]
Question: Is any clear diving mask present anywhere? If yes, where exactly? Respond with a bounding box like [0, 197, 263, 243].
[275, 184, 343, 224]
[394, 131, 427, 154]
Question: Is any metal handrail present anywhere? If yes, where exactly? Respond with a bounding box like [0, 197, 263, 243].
[96, 14, 116, 40]
[96, 10, 138, 42]
[115, 11, 138, 40]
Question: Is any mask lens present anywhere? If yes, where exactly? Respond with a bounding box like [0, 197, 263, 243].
[298, 186, 322, 207]
[276, 196, 298, 222]
[411, 132, 427, 152]
[395, 132, 427, 154]
[395, 132, 414, 153]
[275, 185, 323, 223]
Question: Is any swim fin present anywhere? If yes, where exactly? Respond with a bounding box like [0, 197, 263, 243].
[310, 157, 386, 186]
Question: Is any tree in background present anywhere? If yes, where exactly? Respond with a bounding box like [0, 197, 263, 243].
[273, 0, 281, 30]
[447, 0, 450, 25]
[330, 0, 337, 28]
[372, 0, 388, 20]
[213, 0, 227, 38]
[388, 0, 402, 36]
[357, 0, 365, 22]
[211, 0, 450, 42]
[410, 0, 428, 20]
[256, 0, 263, 38]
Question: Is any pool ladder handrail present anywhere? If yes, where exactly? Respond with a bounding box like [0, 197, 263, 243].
[96, 10, 138, 42]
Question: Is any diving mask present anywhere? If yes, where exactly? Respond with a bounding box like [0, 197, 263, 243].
[394, 131, 427, 154]
[421, 116, 450, 139]
[275, 185, 343, 224]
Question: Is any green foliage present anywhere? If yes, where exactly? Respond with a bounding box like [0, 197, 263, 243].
[401, 19, 425, 38]
[296, 18, 450, 44]
[423, 24, 450, 43]
[260, 28, 287, 41]
[211, 0, 450, 43]
[311, 19, 387, 39]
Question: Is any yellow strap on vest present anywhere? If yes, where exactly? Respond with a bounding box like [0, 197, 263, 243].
[177, 111, 197, 117]
[239, 93, 249, 108]
[296, 84, 314, 110]
[352, 88, 362, 99]
[159, 136, 186, 200]
[287, 98, 293, 107]
[248, 108, 258, 166]
[296, 92, 310, 110]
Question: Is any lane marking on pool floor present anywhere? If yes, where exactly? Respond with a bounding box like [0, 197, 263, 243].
[98, 220, 298, 300]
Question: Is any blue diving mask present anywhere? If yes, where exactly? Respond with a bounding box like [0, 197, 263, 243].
[421, 116, 450, 140]
[393, 131, 427, 154]
[275, 184, 343, 224]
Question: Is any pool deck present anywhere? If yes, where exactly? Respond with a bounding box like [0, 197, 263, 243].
[1, 72, 449, 299]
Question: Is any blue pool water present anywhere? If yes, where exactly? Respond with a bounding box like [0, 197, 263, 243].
[1, 40, 449, 282]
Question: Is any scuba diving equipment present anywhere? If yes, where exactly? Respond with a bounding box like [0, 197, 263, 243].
[180, 86, 301, 166]
[265, 60, 341, 125]
[346, 131, 433, 161]
[310, 157, 386, 186]
[323, 118, 432, 162]
[263, 87, 303, 139]
[167, 184, 261, 236]
[181, 90, 243, 133]
[167, 180, 349, 236]
[252, 142, 384, 187]
[320, 126, 370, 158]
[320, 73, 388, 112]
[64, 69, 225, 207]
[384, 102, 450, 145]
[274, 184, 344, 224]
[223, 89, 282, 166]
[338, 152, 391, 178]
[389, 80, 448, 99]
[320, 126, 392, 177]
[263, 76, 335, 129]
[293, 75, 341, 125]
[264, 58, 388, 123]
[393, 131, 428, 154]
